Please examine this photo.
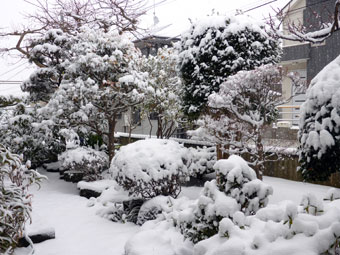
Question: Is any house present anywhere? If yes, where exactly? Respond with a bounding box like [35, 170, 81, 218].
[278, 0, 340, 128]
[115, 35, 182, 137]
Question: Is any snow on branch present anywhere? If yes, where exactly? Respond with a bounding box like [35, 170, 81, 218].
[268, 0, 340, 43]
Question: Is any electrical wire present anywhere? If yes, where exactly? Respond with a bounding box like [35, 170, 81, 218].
[0, 61, 28, 79]
[6, 65, 30, 81]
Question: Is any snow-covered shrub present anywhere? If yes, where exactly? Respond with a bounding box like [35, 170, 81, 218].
[59, 146, 109, 181]
[0, 104, 65, 167]
[299, 55, 340, 181]
[174, 155, 272, 243]
[193, 193, 340, 255]
[214, 155, 273, 215]
[178, 14, 280, 119]
[110, 139, 190, 199]
[188, 146, 216, 178]
[137, 196, 174, 225]
[175, 180, 240, 243]
[0, 144, 43, 254]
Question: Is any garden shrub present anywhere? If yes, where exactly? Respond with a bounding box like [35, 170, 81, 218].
[0, 144, 43, 254]
[188, 146, 216, 178]
[110, 139, 190, 199]
[58, 146, 109, 181]
[174, 155, 272, 243]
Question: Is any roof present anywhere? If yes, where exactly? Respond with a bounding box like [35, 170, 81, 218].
[133, 35, 180, 44]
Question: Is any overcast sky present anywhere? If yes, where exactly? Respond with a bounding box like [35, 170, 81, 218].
[0, 0, 290, 85]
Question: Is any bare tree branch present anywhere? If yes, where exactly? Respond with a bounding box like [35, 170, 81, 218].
[268, 0, 340, 43]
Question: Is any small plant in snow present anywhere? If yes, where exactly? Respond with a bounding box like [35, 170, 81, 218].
[300, 193, 324, 215]
[0, 144, 43, 254]
[110, 139, 190, 199]
[58, 146, 109, 181]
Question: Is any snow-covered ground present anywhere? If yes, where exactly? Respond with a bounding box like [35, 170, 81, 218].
[15, 169, 332, 255]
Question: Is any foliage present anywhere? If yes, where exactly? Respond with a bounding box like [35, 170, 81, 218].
[110, 139, 190, 199]
[174, 155, 272, 243]
[298, 55, 340, 181]
[192, 64, 284, 178]
[40, 27, 146, 161]
[188, 146, 216, 178]
[58, 146, 109, 181]
[141, 46, 183, 138]
[0, 144, 43, 254]
[22, 29, 73, 102]
[178, 15, 281, 120]
[0, 104, 65, 167]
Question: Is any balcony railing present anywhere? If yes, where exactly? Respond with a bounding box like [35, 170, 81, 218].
[275, 105, 301, 128]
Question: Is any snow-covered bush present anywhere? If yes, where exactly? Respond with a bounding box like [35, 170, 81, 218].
[214, 155, 273, 214]
[59, 146, 109, 181]
[0, 144, 43, 254]
[137, 196, 174, 225]
[178, 14, 280, 119]
[174, 155, 272, 243]
[188, 146, 216, 178]
[0, 104, 65, 167]
[299, 55, 340, 181]
[110, 139, 190, 199]
[175, 180, 240, 243]
[193, 192, 340, 255]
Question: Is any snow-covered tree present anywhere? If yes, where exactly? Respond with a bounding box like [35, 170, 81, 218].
[0, 144, 43, 254]
[0, 0, 146, 64]
[141, 46, 183, 138]
[268, 0, 340, 43]
[178, 15, 281, 120]
[192, 64, 284, 179]
[22, 29, 73, 102]
[42, 28, 146, 161]
[298, 55, 340, 181]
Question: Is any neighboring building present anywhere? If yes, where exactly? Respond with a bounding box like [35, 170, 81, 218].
[115, 35, 182, 137]
[278, 0, 340, 128]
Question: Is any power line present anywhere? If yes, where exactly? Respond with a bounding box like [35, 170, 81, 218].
[0, 61, 28, 79]
[0, 81, 23, 83]
[242, 0, 278, 14]
[6, 65, 30, 81]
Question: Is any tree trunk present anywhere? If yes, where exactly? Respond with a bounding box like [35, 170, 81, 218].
[108, 116, 116, 164]
[156, 115, 163, 139]
[254, 129, 264, 180]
